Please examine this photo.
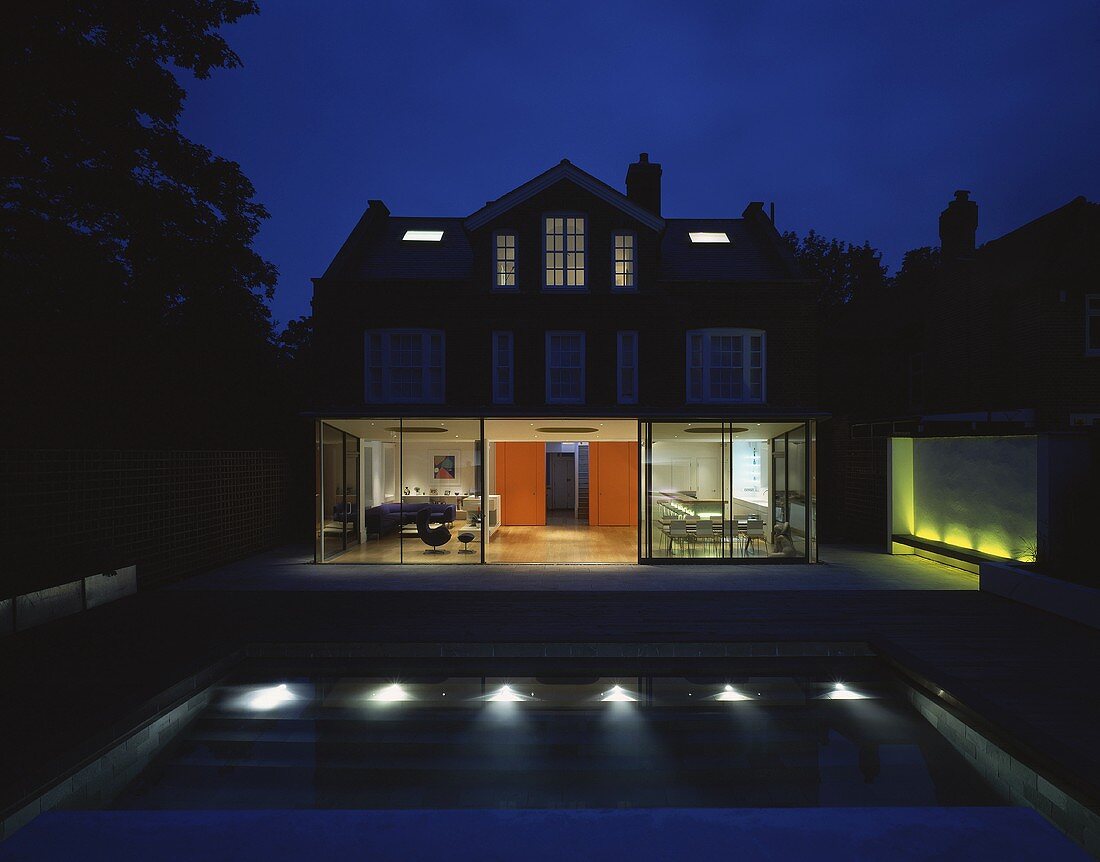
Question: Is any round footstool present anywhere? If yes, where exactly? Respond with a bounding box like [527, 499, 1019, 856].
[457, 532, 476, 554]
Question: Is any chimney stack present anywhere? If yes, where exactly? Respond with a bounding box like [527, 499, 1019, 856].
[939, 190, 978, 258]
[626, 153, 662, 216]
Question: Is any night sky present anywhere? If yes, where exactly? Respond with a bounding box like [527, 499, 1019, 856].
[179, 0, 1100, 328]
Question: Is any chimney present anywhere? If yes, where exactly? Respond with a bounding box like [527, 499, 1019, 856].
[939, 190, 978, 258]
[626, 152, 662, 216]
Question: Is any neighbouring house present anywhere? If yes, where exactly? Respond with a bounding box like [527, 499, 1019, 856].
[309, 155, 824, 564]
[822, 192, 1100, 579]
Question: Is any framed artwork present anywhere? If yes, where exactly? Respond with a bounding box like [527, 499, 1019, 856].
[433, 454, 456, 480]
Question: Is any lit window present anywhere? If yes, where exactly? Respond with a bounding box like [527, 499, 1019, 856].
[688, 232, 730, 244]
[617, 331, 638, 404]
[365, 330, 444, 403]
[1088, 294, 1100, 356]
[544, 215, 585, 289]
[494, 232, 517, 289]
[686, 329, 765, 403]
[546, 331, 585, 404]
[613, 232, 636, 290]
[492, 331, 514, 404]
[402, 230, 444, 242]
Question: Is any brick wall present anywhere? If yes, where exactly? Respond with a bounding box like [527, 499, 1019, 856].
[1, 450, 292, 595]
[819, 418, 887, 545]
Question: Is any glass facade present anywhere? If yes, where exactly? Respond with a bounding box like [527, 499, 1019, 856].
[642, 420, 814, 561]
[316, 417, 815, 565]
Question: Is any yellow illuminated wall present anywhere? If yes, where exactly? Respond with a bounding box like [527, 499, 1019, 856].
[895, 436, 1037, 561]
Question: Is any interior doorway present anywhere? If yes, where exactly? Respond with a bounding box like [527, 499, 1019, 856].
[547, 449, 576, 512]
[485, 419, 638, 564]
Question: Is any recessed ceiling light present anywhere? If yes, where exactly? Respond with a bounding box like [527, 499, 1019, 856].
[403, 229, 443, 241]
[689, 231, 730, 243]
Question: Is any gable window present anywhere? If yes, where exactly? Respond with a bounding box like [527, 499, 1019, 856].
[686, 329, 765, 403]
[365, 329, 444, 403]
[544, 215, 585, 289]
[546, 331, 585, 403]
[1088, 294, 1100, 356]
[494, 232, 517, 290]
[492, 331, 514, 404]
[613, 232, 636, 290]
[617, 331, 638, 404]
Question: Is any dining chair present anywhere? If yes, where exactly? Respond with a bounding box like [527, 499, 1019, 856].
[694, 519, 718, 556]
[666, 520, 694, 557]
[745, 516, 766, 556]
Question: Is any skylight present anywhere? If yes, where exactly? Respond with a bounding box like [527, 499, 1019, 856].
[403, 230, 444, 242]
[689, 232, 730, 244]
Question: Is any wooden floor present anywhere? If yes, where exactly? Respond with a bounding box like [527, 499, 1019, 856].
[330, 513, 637, 564]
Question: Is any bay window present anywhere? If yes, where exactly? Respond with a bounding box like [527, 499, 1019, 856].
[686, 328, 765, 403]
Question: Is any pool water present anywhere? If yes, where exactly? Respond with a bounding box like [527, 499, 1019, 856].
[108, 672, 1003, 811]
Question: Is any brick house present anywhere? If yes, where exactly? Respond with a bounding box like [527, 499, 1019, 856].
[310, 155, 824, 565]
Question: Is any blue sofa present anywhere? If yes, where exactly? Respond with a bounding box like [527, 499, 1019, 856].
[364, 502, 456, 537]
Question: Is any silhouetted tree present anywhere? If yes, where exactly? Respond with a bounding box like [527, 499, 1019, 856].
[1, 2, 289, 447]
[782, 229, 889, 307]
[891, 245, 941, 293]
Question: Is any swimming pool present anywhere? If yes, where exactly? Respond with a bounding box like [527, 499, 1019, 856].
[107, 669, 1002, 811]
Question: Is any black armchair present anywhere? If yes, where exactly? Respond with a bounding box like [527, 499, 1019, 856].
[416, 507, 450, 554]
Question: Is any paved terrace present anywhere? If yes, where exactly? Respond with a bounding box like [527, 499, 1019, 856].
[2, 544, 1099, 846]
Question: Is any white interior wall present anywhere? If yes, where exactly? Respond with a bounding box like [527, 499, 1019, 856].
[400, 441, 479, 495]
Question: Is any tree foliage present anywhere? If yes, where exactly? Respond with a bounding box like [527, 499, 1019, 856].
[1, 2, 291, 447]
[782, 229, 890, 307]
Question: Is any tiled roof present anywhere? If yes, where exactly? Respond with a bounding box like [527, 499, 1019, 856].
[331, 216, 473, 281]
[659, 219, 802, 282]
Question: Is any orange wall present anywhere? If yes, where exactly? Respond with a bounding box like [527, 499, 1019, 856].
[589, 441, 638, 526]
[496, 442, 546, 525]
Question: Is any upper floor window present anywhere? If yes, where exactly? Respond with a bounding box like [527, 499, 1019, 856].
[617, 331, 638, 404]
[365, 329, 444, 404]
[1087, 294, 1100, 356]
[492, 331, 514, 404]
[546, 331, 585, 404]
[494, 231, 517, 290]
[544, 215, 585, 289]
[686, 329, 765, 403]
[613, 232, 636, 290]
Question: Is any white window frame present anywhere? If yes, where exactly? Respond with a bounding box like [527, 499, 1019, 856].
[492, 331, 514, 404]
[493, 230, 517, 291]
[1087, 294, 1100, 356]
[364, 329, 445, 404]
[545, 331, 585, 404]
[617, 331, 639, 404]
[685, 328, 766, 404]
[612, 230, 637, 291]
[542, 213, 587, 291]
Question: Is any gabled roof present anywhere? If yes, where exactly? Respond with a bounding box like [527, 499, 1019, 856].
[465, 159, 666, 232]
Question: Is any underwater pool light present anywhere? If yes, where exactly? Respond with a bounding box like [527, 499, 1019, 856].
[489, 684, 524, 702]
[371, 683, 411, 702]
[820, 681, 870, 700]
[248, 683, 296, 711]
[716, 684, 751, 701]
[602, 685, 637, 702]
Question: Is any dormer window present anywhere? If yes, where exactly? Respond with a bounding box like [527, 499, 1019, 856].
[612, 232, 636, 290]
[494, 231, 517, 290]
[544, 215, 586, 289]
[688, 232, 729, 243]
[402, 230, 443, 241]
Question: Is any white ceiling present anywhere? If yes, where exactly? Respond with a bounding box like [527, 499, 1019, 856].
[321, 417, 807, 444]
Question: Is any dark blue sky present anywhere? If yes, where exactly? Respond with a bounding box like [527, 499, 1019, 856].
[180, 0, 1099, 328]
